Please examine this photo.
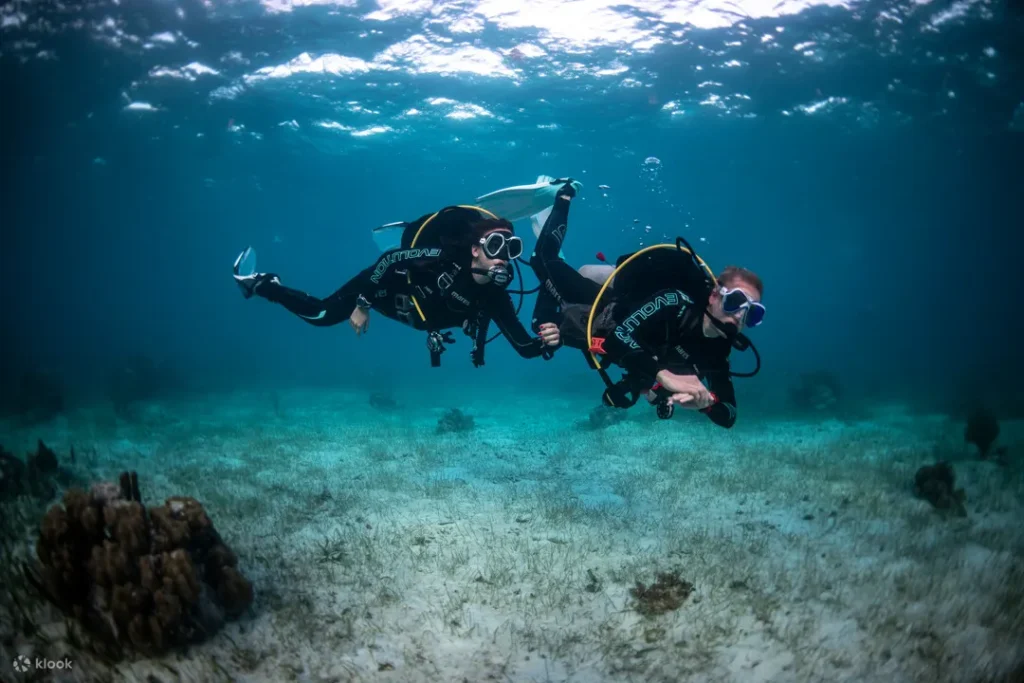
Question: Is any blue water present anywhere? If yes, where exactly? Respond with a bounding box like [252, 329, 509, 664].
[2, 0, 1021, 412]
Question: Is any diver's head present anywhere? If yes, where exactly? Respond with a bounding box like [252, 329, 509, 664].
[705, 265, 764, 337]
[468, 218, 522, 286]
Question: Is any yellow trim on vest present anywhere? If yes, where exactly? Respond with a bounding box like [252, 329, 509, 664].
[585, 243, 717, 369]
[406, 205, 501, 324]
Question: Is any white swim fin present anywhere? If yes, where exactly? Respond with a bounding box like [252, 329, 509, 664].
[371, 221, 407, 251]
[528, 205, 564, 259]
[475, 175, 582, 222]
[371, 176, 581, 252]
[530, 206, 552, 240]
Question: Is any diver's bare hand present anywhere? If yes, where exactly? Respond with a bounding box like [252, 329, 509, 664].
[538, 322, 560, 346]
[668, 392, 715, 410]
[349, 307, 369, 336]
[655, 371, 712, 406]
[648, 390, 694, 405]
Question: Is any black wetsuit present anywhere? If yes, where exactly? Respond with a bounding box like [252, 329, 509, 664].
[254, 246, 551, 366]
[529, 185, 738, 428]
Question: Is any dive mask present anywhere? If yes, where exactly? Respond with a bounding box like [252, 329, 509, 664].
[480, 231, 523, 261]
[720, 286, 765, 328]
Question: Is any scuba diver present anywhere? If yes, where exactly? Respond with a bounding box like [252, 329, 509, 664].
[232, 205, 561, 368]
[527, 180, 765, 428]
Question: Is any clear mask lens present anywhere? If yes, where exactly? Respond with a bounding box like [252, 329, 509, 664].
[482, 233, 522, 261]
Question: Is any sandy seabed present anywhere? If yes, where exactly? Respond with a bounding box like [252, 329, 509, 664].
[2, 386, 1022, 683]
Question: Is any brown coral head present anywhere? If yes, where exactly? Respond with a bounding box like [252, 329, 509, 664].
[62, 488, 93, 524]
[87, 541, 134, 589]
[30, 477, 255, 660]
[149, 503, 193, 553]
[168, 497, 212, 529]
[630, 570, 695, 617]
[164, 549, 202, 605]
[107, 502, 149, 556]
[205, 544, 238, 574]
[216, 566, 254, 618]
[90, 481, 122, 505]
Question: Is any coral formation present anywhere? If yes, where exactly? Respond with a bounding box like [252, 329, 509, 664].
[436, 408, 474, 434]
[913, 462, 967, 517]
[630, 570, 694, 617]
[965, 407, 1000, 459]
[26, 471, 253, 658]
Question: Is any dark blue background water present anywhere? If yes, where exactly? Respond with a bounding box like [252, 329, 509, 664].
[2, 0, 1022, 415]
